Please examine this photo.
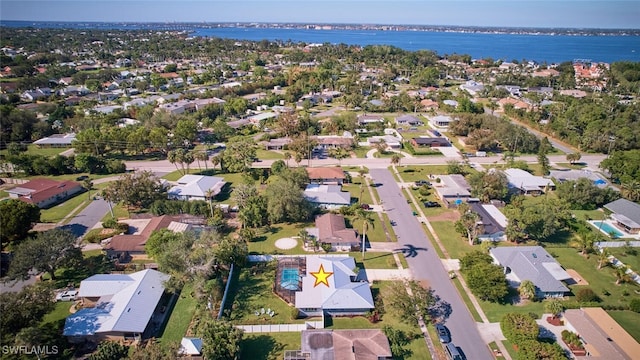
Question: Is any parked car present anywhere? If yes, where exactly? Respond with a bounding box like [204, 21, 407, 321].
[56, 290, 78, 302]
[75, 175, 88, 181]
[424, 201, 441, 208]
[360, 203, 371, 210]
[436, 324, 451, 343]
[415, 180, 430, 186]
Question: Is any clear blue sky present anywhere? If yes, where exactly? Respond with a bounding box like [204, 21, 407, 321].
[1, 0, 639, 29]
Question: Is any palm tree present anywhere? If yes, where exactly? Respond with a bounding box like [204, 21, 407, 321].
[211, 154, 222, 174]
[391, 153, 401, 167]
[284, 152, 292, 167]
[328, 147, 349, 166]
[298, 229, 315, 252]
[518, 280, 537, 300]
[621, 179, 640, 202]
[614, 265, 632, 285]
[544, 299, 565, 319]
[354, 208, 374, 259]
[167, 149, 181, 172]
[294, 152, 303, 167]
[597, 248, 611, 269]
[82, 178, 94, 200]
[195, 151, 209, 170]
[571, 230, 595, 256]
[205, 189, 215, 218]
[374, 139, 387, 155]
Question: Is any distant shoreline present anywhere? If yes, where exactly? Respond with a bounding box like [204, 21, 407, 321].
[2, 20, 640, 36]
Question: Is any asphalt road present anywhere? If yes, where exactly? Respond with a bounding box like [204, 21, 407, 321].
[370, 168, 493, 360]
[62, 198, 110, 238]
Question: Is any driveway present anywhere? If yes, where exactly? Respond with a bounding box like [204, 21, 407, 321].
[370, 168, 493, 360]
[62, 198, 110, 238]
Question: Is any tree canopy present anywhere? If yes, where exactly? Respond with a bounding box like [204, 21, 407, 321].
[0, 199, 40, 246]
[103, 170, 164, 210]
[8, 228, 82, 281]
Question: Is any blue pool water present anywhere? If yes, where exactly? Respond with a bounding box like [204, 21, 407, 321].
[281, 268, 300, 291]
[591, 221, 625, 238]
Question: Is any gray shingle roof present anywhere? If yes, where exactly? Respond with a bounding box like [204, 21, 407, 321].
[604, 199, 640, 227]
[490, 246, 570, 294]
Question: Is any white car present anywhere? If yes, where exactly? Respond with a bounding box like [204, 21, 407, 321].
[55, 290, 78, 302]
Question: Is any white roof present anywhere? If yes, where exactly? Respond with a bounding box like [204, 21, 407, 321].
[295, 256, 374, 310]
[180, 337, 203, 355]
[504, 168, 555, 190]
[64, 269, 170, 336]
[33, 133, 76, 145]
[481, 204, 508, 228]
[168, 175, 226, 198]
[304, 184, 351, 206]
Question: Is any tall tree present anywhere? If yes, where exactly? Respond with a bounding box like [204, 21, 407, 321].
[384, 280, 449, 325]
[196, 320, 243, 360]
[454, 203, 483, 245]
[391, 153, 402, 167]
[0, 283, 55, 339]
[354, 208, 375, 259]
[0, 199, 40, 246]
[102, 170, 164, 210]
[518, 280, 537, 300]
[8, 228, 82, 281]
[467, 170, 508, 202]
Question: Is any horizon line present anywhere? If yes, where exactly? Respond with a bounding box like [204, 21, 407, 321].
[2, 20, 639, 31]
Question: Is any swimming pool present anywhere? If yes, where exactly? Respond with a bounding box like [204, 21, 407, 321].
[280, 268, 300, 291]
[591, 221, 625, 238]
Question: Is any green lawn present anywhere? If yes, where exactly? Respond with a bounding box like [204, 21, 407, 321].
[226, 262, 309, 325]
[351, 251, 399, 270]
[607, 310, 640, 342]
[408, 188, 449, 217]
[429, 221, 475, 259]
[248, 222, 313, 255]
[42, 301, 74, 324]
[550, 247, 639, 308]
[0, 144, 68, 157]
[349, 214, 389, 243]
[159, 283, 198, 344]
[40, 191, 90, 223]
[608, 248, 640, 272]
[478, 297, 546, 323]
[256, 149, 284, 160]
[240, 332, 301, 360]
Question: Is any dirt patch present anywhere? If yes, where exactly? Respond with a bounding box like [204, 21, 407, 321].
[428, 210, 460, 222]
[32, 223, 57, 232]
[566, 269, 589, 285]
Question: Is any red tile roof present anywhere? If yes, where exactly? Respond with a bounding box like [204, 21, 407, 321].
[306, 167, 346, 181]
[315, 213, 358, 245]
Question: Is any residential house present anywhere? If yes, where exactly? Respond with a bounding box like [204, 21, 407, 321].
[7, 178, 83, 208]
[410, 137, 451, 148]
[88, 105, 123, 115]
[103, 215, 190, 262]
[489, 246, 571, 298]
[248, 112, 277, 125]
[603, 199, 640, 235]
[498, 97, 531, 111]
[357, 114, 385, 125]
[548, 169, 608, 188]
[304, 184, 351, 209]
[296, 329, 393, 360]
[460, 80, 485, 96]
[367, 135, 401, 149]
[442, 99, 459, 108]
[168, 175, 226, 201]
[428, 115, 454, 128]
[420, 99, 439, 110]
[395, 114, 423, 126]
[306, 167, 346, 185]
[563, 307, 640, 359]
[433, 174, 472, 207]
[33, 133, 76, 148]
[313, 134, 354, 149]
[263, 137, 292, 150]
[63, 269, 170, 343]
[307, 213, 359, 252]
[503, 168, 555, 195]
[295, 256, 374, 317]
[21, 87, 52, 101]
[469, 203, 507, 241]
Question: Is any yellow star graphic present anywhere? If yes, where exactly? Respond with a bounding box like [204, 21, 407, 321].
[310, 264, 333, 287]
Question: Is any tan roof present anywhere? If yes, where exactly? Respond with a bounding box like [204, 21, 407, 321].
[15, 178, 82, 206]
[306, 167, 346, 181]
[105, 215, 178, 252]
[564, 307, 640, 359]
[315, 214, 358, 245]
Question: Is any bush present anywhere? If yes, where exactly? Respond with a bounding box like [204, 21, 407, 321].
[500, 312, 539, 344]
[102, 218, 118, 229]
[561, 330, 583, 348]
[576, 288, 600, 303]
[630, 298, 640, 313]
